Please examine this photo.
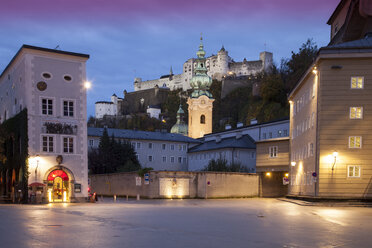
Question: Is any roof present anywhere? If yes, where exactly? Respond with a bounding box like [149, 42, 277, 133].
[203, 117, 289, 137]
[1, 44, 89, 79]
[321, 35, 372, 50]
[95, 101, 113, 104]
[327, 0, 348, 25]
[255, 137, 290, 143]
[188, 134, 256, 153]
[88, 127, 200, 143]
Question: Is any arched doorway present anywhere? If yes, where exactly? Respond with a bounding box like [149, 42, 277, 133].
[47, 169, 70, 202]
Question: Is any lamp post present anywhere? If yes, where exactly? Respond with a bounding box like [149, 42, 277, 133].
[35, 155, 40, 182]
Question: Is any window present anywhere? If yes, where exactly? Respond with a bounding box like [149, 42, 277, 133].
[42, 72, 52, 79]
[63, 137, 74, 153]
[148, 143, 153, 149]
[63, 75, 72, 82]
[349, 136, 362, 148]
[183, 157, 187, 164]
[348, 166, 361, 178]
[263, 133, 266, 139]
[178, 157, 182, 163]
[269, 146, 278, 158]
[63, 100, 74, 117]
[251, 152, 255, 159]
[148, 155, 153, 162]
[200, 115, 205, 124]
[179, 144, 182, 151]
[284, 129, 288, 136]
[162, 156, 166, 163]
[41, 98, 53, 115]
[309, 143, 314, 156]
[269, 132, 272, 138]
[137, 142, 141, 149]
[350, 107, 363, 119]
[170, 156, 175, 163]
[351, 77, 364, 89]
[162, 144, 166, 150]
[278, 130, 282, 137]
[183, 145, 186, 151]
[89, 139, 94, 146]
[171, 144, 175, 150]
[42, 136, 54, 152]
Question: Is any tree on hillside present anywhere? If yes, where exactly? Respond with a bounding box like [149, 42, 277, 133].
[281, 39, 318, 91]
[88, 128, 141, 174]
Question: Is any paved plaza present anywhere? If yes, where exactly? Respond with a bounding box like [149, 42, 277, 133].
[0, 198, 372, 248]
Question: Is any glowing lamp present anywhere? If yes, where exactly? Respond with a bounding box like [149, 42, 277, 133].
[266, 172, 271, 177]
[285, 173, 289, 177]
[291, 161, 296, 167]
[333, 152, 338, 158]
[312, 67, 318, 74]
[84, 81, 92, 89]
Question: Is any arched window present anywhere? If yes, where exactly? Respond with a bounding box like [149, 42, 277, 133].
[200, 115, 205, 124]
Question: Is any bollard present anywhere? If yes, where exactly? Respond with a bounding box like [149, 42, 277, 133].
[114, 195, 116, 203]
[136, 194, 140, 201]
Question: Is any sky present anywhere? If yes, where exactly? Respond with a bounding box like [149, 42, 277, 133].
[0, 0, 340, 117]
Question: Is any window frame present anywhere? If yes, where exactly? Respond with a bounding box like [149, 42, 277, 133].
[62, 136, 75, 154]
[269, 146, 278, 158]
[349, 136, 362, 149]
[40, 97, 55, 116]
[347, 165, 361, 178]
[350, 76, 364, 89]
[61, 98, 76, 118]
[349, 107, 363, 119]
[41, 134, 55, 153]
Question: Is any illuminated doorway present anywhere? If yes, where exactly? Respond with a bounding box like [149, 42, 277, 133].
[47, 169, 69, 202]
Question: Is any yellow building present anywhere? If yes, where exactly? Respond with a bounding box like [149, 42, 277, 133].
[288, 0, 372, 199]
[188, 36, 214, 139]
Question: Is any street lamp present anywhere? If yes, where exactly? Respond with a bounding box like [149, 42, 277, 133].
[35, 155, 40, 182]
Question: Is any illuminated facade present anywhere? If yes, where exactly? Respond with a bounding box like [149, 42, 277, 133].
[288, 0, 372, 198]
[0, 45, 89, 203]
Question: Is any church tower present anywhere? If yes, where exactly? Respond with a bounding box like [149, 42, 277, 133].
[187, 36, 214, 139]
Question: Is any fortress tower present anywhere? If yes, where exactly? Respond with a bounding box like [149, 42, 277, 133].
[187, 36, 214, 139]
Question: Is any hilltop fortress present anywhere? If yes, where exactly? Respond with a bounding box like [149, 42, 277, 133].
[134, 47, 273, 91]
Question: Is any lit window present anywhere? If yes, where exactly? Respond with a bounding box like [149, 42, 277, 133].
[63, 137, 74, 153]
[351, 77, 364, 89]
[348, 165, 361, 178]
[349, 136, 362, 148]
[41, 98, 53, 115]
[42, 136, 54, 152]
[350, 107, 363, 119]
[269, 146, 278, 158]
[63, 100, 74, 117]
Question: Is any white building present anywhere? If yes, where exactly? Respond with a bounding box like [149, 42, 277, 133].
[88, 127, 200, 171]
[0, 45, 89, 203]
[95, 94, 123, 119]
[134, 46, 273, 91]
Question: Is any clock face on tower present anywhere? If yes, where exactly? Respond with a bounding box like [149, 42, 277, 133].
[36, 81, 47, 91]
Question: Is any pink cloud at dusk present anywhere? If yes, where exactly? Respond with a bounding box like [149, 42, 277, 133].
[1, 0, 340, 24]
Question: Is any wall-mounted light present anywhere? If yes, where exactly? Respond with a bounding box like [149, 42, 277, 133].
[285, 173, 289, 177]
[289, 100, 293, 104]
[332, 152, 338, 171]
[266, 172, 271, 177]
[291, 161, 296, 167]
[312, 67, 318, 74]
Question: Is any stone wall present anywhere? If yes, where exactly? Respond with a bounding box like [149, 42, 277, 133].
[89, 171, 259, 199]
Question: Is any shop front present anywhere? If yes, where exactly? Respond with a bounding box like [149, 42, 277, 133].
[44, 166, 75, 203]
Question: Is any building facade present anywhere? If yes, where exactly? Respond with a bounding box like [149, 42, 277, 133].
[134, 45, 273, 91]
[88, 127, 200, 171]
[288, 0, 372, 198]
[0, 45, 89, 203]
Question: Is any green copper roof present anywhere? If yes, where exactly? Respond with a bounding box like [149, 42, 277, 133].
[190, 35, 213, 99]
[171, 104, 188, 136]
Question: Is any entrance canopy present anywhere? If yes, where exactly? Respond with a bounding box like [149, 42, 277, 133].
[47, 170, 69, 181]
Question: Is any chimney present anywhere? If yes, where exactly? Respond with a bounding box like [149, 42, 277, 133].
[237, 122, 243, 128]
[225, 124, 231, 130]
[250, 119, 258, 125]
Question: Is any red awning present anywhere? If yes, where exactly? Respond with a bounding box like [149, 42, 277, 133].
[29, 182, 46, 187]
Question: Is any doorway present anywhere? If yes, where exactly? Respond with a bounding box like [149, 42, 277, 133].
[47, 169, 69, 202]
